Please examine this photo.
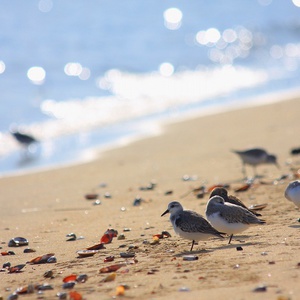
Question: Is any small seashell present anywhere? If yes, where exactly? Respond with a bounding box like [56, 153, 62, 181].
[235, 184, 251, 192]
[104, 255, 115, 262]
[150, 237, 160, 245]
[104, 192, 111, 198]
[86, 243, 105, 250]
[100, 229, 118, 244]
[93, 199, 101, 205]
[1, 251, 15, 255]
[116, 285, 125, 296]
[77, 250, 98, 257]
[62, 281, 76, 289]
[182, 175, 197, 181]
[8, 264, 26, 273]
[133, 197, 142, 206]
[291, 147, 300, 155]
[139, 182, 156, 191]
[179, 287, 190, 292]
[63, 274, 77, 283]
[101, 272, 116, 282]
[36, 283, 54, 291]
[76, 274, 88, 283]
[28, 253, 55, 264]
[69, 291, 82, 300]
[57, 292, 67, 299]
[252, 285, 267, 292]
[117, 234, 125, 240]
[47, 255, 57, 263]
[162, 231, 172, 238]
[85, 193, 99, 200]
[16, 284, 34, 294]
[7, 293, 18, 300]
[123, 228, 131, 232]
[8, 237, 29, 247]
[196, 192, 205, 199]
[183, 255, 198, 261]
[23, 248, 36, 253]
[43, 270, 54, 278]
[164, 190, 173, 195]
[248, 203, 268, 211]
[3, 262, 11, 268]
[66, 233, 77, 241]
[99, 263, 125, 273]
[120, 252, 135, 258]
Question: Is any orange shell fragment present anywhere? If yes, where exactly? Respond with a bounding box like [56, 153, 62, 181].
[99, 263, 125, 273]
[63, 274, 77, 282]
[28, 253, 55, 264]
[69, 291, 83, 300]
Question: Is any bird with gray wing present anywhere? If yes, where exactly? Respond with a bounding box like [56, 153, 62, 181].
[161, 201, 224, 251]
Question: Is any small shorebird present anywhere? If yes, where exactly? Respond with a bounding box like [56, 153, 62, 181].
[209, 187, 263, 216]
[232, 148, 279, 178]
[206, 195, 265, 244]
[284, 180, 300, 209]
[11, 130, 38, 148]
[161, 201, 224, 251]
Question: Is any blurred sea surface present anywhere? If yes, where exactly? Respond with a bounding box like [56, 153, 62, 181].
[1, 0, 300, 175]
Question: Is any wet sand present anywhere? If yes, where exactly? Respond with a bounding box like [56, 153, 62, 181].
[1, 96, 300, 299]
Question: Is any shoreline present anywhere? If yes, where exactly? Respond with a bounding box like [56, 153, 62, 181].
[2, 86, 300, 179]
[1, 94, 300, 299]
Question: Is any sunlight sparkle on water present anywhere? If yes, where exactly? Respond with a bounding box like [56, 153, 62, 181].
[64, 62, 90, 80]
[0, 61, 5, 74]
[27, 66, 46, 85]
[159, 62, 174, 77]
[163, 8, 182, 30]
[38, 0, 53, 12]
[196, 28, 221, 46]
[292, 0, 300, 8]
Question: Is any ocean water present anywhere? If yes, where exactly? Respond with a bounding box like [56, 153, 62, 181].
[1, 0, 300, 176]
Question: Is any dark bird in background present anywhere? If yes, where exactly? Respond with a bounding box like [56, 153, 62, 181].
[209, 187, 264, 217]
[11, 130, 38, 148]
[232, 148, 279, 178]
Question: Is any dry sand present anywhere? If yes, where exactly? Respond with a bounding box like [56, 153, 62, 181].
[1, 96, 300, 300]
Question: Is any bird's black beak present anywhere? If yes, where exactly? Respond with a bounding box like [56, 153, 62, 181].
[161, 209, 169, 217]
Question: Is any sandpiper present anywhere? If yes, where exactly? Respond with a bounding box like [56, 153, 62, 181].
[232, 148, 279, 178]
[209, 187, 262, 216]
[206, 195, 265, 244]
[284, 180, 300, 209]
[161, 201, 224, 251]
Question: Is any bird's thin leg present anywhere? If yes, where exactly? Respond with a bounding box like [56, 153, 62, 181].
[190, 240, 195, 252]
[253, 166, 257, 178]
[228, 234, 233, 244]
[242, 163, 247, 180]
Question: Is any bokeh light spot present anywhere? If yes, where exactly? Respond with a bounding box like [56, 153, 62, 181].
[292, 0, 300, 7]
[64, 62, 83, 76]
[159, 62, 174, 77]
[164, 8, 182, 30]
[38, 0, 53, 13]
[0, 61, 5, 74]
[27, 66, 46, 85]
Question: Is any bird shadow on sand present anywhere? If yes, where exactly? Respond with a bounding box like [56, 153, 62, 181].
[174, 248, 214, 257]
[288, 224, 300, 228]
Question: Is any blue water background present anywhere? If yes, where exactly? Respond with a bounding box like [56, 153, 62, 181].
[1, 0, 300, 175]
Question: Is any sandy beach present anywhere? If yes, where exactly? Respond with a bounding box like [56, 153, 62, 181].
[1, 95, 300, 300]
